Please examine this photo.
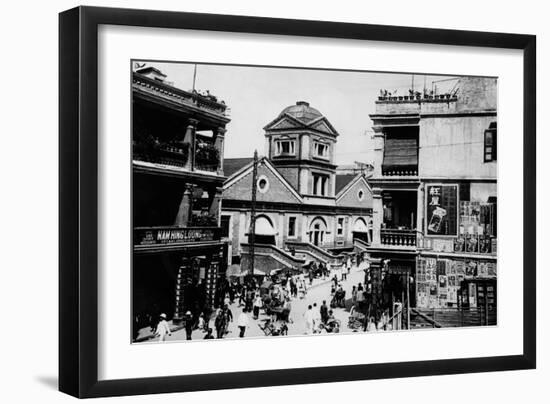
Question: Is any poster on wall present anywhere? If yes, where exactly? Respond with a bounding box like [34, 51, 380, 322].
[426, 184, 458, 236]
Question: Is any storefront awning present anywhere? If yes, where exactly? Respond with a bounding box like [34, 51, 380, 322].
[382, 137, 418, 169]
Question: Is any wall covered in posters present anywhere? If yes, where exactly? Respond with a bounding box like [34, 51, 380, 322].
[425, 184, 458, 237]
[415, 256, 497, 309]
[454, 201, 497, 253]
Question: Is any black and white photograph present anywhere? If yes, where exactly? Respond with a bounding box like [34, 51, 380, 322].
[131, 61, 498, 343]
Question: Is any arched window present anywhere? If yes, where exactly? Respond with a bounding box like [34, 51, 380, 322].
[309, 217, 327, 246]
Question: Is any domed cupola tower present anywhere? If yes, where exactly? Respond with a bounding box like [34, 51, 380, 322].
[263, 101, 340, 203]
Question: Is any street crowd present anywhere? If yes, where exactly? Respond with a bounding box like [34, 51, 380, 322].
[146, 254, 403, 342]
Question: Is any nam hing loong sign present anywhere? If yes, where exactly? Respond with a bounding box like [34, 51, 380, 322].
[135, 227, 219, 246]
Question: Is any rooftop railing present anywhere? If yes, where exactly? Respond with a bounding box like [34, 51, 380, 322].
[133, 73, 228, 116]
[377, 93, 458, 102]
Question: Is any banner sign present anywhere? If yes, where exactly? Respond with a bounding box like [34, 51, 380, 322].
[426, 184, 458, 236]
[135, 227, 219, 246]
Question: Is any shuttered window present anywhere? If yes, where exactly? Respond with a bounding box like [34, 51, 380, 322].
[382, 136, 418, 174]
[484, 122, 497, 162]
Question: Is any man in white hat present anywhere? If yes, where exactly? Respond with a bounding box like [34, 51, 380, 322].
[155, 313, 171, 342]
[184, 311, 194, 340]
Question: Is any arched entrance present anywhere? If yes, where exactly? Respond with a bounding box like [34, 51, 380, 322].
[309, 217, 327, 246]
[251, 215, 277, 245]
[352, 217, 371, 244]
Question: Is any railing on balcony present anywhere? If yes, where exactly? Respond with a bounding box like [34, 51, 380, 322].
[380, 228, 418, 247]
[134, 226, 221, 248]
[194, 141, 220, 173]
[133, 73, 228, 117]
[133, 138, 221, 173]
[133, 140, 190, 167]
[377, 93, 458, 102]
[381, 167, 418, 176]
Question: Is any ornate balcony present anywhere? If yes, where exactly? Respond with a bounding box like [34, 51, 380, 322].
[133, 138, 221, 173]
[133, 73, 228, 117]
[381, 167, 418, 176]
[133, 139, 189, 167]
[380, 228, 418, 247]
[377, 93, 458, 102]
[194, 141, 220, 172]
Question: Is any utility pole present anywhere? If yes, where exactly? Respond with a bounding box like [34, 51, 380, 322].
[248, 150, 258, 277]
[192, 64, 197, 92]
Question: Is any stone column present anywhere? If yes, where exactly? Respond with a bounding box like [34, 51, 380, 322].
[184, 119, 199, 171]
[208, 187, 223, 226]
[214, 127, 226, 175]
[174, 183, 194, 226]
[372, 187, 383, 246]
[278, 212, 285, 248]
[372, 129, 385, 177]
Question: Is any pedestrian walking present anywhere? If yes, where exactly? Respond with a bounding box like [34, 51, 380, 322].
[320, 300, 329, 324]
[155, 313, 171, 342]
[312, 302, 321, 333]
[237, 308, 249, 338]
[197, 312, 206, 332]
[183, 311, 193, 340]
[224, 292, 230, 307]
[298, 280, 306, 299]
[282, 298, 292, 323]
[215, 305, 233, 339]
[253, 294, 262, 319]
[303, 305, 314, 335]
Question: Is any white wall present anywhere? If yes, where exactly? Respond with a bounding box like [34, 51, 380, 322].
[1, 1, 547, 404]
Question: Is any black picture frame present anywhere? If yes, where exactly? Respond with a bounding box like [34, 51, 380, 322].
[59, 6, 536, 398]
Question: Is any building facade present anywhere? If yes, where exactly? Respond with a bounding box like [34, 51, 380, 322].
[367, 77, 497, 323]
[132, 66, 230, 329]
[222, 101, 373, 274]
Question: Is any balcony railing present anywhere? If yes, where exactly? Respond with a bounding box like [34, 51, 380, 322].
[133, 141, 189, 167]
[194, 141, 220, 173]
[380, 228, 418, 247]
[377, 93, 458, 102]
[133, 73, 228, 117]
[134, 226, 221, 248]
[133, 139, 221, 173]
[382, 167, 418, 176]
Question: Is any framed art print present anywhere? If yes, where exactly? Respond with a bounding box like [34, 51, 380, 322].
[59, 6, 536, 398]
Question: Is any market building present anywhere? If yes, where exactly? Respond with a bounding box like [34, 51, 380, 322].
[366, 77, 497, 326]
[132, 66, 230, 329]
[221, 101, 373, 275]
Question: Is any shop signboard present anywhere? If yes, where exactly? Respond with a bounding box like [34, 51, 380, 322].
[135, 226, 219, 246]
[425, 184, 458, 237]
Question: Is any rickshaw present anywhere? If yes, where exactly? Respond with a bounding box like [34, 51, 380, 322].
[330, 288, 346, 308]
[347, 306, 366, 330]
[259, 318, 289, 336]
[319, 317, 341, 333]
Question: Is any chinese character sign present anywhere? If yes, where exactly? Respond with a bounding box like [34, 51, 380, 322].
[426, 184, 458, 236]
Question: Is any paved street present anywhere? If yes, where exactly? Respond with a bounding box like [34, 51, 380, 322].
[142, 263, 368, 343]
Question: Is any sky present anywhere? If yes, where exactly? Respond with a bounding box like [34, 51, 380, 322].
[137, 61, 459, 166]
